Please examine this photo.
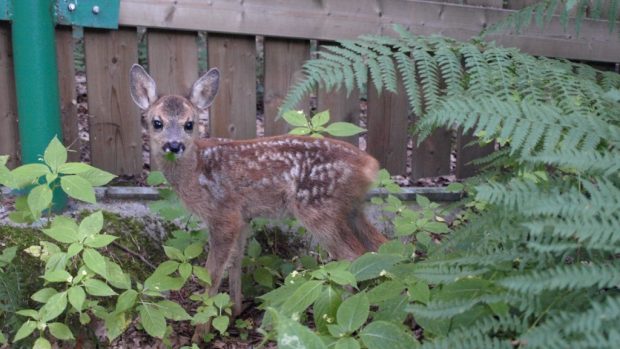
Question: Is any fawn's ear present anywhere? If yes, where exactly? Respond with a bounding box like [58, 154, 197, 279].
[129, 64, 158, 110]
[190, 68, 219, 109]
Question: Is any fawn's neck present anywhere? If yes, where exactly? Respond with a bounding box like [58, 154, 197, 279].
[157, 148, 199, 191]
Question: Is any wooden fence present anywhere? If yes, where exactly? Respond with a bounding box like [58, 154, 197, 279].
[0, 0, 618, 180]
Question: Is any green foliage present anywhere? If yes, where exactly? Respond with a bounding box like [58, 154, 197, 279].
[483, 0, 620, 36]
[282, 110, 366, 138]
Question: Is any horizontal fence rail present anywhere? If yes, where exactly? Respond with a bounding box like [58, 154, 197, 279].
[0, 0, 618, 182]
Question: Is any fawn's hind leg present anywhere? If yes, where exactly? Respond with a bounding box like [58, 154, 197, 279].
[294, 204, 367, 260]
[348, 205, 387, 251]
[228, 225, 249, 317]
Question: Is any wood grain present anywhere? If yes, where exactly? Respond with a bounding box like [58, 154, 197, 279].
[263, 38, 310, 136]
[366, 78, 409, 175]
[118, 0, 620, 62]
[207, 34, 257, 139]
[56, 27, 80, 162]
[84, 27, 143, 176]
[455, 130, 495, 179]
[0, 23, 19, 168]
[147, 29, 199, 96]
[411, 128, 452, 181]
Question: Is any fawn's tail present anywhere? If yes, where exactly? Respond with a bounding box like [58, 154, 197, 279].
[349, 207, 387, 252]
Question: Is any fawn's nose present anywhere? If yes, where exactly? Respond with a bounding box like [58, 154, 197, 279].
[163, 141, 186, 154]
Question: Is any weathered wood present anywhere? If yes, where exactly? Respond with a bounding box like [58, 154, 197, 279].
[317, 43, 361, 145]
[147, 29, 198, 169]
[263, 38, 310, 136]
[56, 27, 80, 162]
[84, 27, 142, 176]
[147, 29, 198, 96]
[118, 0, 620, 62]
[0, 23, 19, 168]
[411, 128, 452, 181]
[442, 0, 503, 7]
[366, 79, 408, 175]
[207, 34, 256, 139]
[455, 129, 495, 179]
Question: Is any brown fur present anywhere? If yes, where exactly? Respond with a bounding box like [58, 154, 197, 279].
[129, 64, 387, 343]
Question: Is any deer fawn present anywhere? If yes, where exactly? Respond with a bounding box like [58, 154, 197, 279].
[129, 64, 386, 339]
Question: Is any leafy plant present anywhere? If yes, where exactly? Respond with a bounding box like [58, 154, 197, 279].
[282, 109, 366, 137]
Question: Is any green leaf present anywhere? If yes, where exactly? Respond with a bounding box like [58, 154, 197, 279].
[116, 289, 138, 312]
[104, 312, 128, 341]
[422, 221, 450, 234]
[32, 287, 58, 303]
[15, 309, 39, 319]
[84, 279, 117, 296]
[144, 273, 185, 292]
[27, 184, 52, 217]
[157, 300, 191, 321]
[446, 182, 464, 193]
[105, 259, 131, 289]
[163, 245, 185, 261]
[57, 162, 93, 175]
[415, 195, 431, 208]
[43, 216, 79, 243]
[314, 286, 342, 334]
[77, 167, 116, 186]
[0, 155, 7, 167]
[349, 253, 403, 282]
[147, 171, 167, 186]
[154, 260, 180, 276]
[335, 337, 361, 349]
[43, 136, 68, 171]
[360, 321, 419, 349]
[68, 286, 86, 312]
[337, 292, 370, 333]
[193, 265, 212, 286]
[212, 315, 230, 334]
[0, 331, 6, 344]
[13, 320, 37, 342]
[183, 242, 203, 259]
[67, 243, 83, 258]
[289, 127, 312, 135]
[213, 293, 231, 309]
[269, 308, 327, 349]
[43, 269, 72, 283]
[138, 304, 167, 338]
[409, 281, 430, 304]
[281, 280, 324, 316]
[33, 337, 52, 349]
[10, 163, 50, 189]
[179, 262, 192, 280]
[40, 291, 68, 322]
[254, 267, 274, 288]
[48, 322, 74, 340]
[367, 280, 406, 304]
[283, 110, 309, 127]
[324, 122, 366, 137]
[84, 234, 117, 248]
[79, 211, 104, 236]
[61, 175, 96, 203]
[79, 312, 91, 325]
[311, 110, 330, 127]
[83, 248, 107, 279]
[327, 269, 357, 287]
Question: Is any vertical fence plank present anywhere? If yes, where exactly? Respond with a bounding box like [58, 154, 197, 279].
[147, 29, 198, 169]
[263, 38, 310, 136]
[208, 34, 256, 139]
[366, 79, 409, 175]
[0, 23, 19, 168]
[411, 127, 452, 181]
[56, 27, 80, 162]
[455, 130, 494, 179]
[84, 27, 142, 176]
[317, 43, 360, 145]
[147, 30, 198, 95]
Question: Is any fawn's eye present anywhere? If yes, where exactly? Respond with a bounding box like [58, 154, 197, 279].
[184, 121, 194, 131]
[152, 119, 163, 130]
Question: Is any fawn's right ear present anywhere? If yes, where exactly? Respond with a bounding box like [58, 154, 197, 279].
[129, 64, 158, 110]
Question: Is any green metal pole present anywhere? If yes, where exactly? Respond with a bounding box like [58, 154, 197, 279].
[12, 0, 67, 210]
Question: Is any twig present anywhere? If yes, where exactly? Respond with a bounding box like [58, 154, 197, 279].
[112, 241, 156, 270]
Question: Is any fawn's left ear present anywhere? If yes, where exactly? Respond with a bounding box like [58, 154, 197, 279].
[190, 68, 220, 110]
[129, 64, 158, 110]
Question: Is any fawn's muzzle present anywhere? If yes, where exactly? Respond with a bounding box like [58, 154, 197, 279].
[163, 141, 186, 154]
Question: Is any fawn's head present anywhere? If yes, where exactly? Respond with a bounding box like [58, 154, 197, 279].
[129, 64, 220, 161]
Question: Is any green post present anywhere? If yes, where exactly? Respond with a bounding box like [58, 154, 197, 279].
[11, 0, 67, 210]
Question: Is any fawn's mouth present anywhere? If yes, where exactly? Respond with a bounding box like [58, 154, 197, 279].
[162, 142, 186, 161]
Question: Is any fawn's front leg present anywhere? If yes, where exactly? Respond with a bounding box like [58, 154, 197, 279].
[228, 225, 249, 317]
[192, 212, 246, 343]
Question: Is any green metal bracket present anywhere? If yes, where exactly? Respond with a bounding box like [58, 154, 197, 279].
[0, 0, 119, 29]
[0, 0, 10, 20]
[56, 0, 120, 29]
